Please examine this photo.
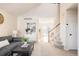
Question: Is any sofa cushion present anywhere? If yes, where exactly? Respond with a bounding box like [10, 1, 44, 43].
[0, 36, 12, 43]
[0, 39, 10, 48]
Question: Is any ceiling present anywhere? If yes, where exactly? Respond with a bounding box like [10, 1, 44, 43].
[0, 3, 40, 16]
[67, 4, 78, 11]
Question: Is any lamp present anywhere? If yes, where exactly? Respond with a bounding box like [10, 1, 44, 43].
[12, 30, 18, 37]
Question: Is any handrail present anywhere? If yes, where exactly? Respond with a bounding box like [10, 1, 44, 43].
[48, 23, 60, 33]
[48, 23, 60, 42]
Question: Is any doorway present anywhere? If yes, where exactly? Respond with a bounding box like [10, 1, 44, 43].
[38, 18, 53, 43]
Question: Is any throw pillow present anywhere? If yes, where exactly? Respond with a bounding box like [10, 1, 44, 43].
[0, 39, 10, 48]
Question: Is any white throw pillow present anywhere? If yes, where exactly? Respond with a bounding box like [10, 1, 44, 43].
[0, 39, 10, 48]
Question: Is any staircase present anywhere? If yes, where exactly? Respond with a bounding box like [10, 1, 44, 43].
[48, 23, 63, 49]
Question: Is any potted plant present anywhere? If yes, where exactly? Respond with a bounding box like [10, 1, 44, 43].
[21, 37, 29, 44]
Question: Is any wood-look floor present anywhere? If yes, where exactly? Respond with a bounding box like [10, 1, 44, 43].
[31, 41, 77, 56]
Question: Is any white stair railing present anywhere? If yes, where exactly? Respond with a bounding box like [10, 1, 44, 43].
[48, 23, 63, 49]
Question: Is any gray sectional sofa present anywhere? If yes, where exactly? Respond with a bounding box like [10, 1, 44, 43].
[0, 36, 22, 56]
[0, 36, 34, 56]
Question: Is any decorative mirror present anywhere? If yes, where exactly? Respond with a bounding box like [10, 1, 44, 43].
[0, 13, 4, 24]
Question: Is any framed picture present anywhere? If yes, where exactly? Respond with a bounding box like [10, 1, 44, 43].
[25, 22, 36, 34]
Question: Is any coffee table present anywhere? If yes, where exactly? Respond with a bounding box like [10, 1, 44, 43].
[12, 42, 34, 56]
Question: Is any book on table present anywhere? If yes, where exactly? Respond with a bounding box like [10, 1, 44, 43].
[21, 43, 29, 48]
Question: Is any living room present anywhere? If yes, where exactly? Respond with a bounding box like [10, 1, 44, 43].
[0, 3, 78, 56]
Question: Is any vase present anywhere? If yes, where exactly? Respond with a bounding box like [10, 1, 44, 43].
[24, 42, 27, 44]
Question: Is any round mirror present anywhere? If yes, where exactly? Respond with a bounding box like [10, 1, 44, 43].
[0, 13, 4, 24]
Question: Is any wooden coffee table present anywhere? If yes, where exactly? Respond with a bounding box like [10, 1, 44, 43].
[12, 42, 34, 56]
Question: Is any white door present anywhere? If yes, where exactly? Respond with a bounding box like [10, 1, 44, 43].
[38, 24, 49, 43]
[65, 10, 77, 50]
[42, 26, 49, 43]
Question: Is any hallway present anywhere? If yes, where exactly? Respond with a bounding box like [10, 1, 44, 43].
[31, 41, 77, 56]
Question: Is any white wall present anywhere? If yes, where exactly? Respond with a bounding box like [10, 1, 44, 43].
[78, 4, 79, 56]
[0, 9, 17, 37]
[39, 17, 59, 30]
[17, 3, 59, 41]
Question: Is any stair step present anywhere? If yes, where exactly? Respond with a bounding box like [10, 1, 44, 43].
[54, 43, 62, 46]
[54, 44, 64, 49]
[56, 41, 62, 44]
